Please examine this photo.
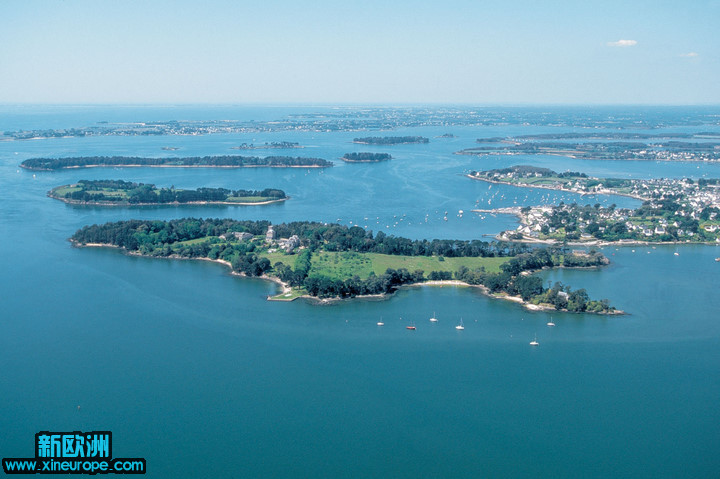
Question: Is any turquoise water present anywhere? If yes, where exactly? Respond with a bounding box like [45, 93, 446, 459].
[1, 106, 719, 478]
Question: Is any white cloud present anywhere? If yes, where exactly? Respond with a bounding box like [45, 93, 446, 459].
[607, 39, 638, 47]
[680, 52, 699, 57]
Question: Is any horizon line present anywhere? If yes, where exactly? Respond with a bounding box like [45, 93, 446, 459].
[1, 102, 719, 108]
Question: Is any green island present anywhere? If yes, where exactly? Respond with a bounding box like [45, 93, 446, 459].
[49, 180, 288, 206]
[341, 152, 392, 163]
[459, 136, 720, 162]
[20, 155, 332, 171]
[469, 165, 720, 244]
[70, 218, 619, 314]
[352, 136, 429, 145]
[231, 141, 302, 150]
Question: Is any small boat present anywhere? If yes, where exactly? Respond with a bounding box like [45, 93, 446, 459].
[455, 318, 465, 330]
[674, 252, 679, 256]
[530, 335, 539, 346]
[377, 317, 384, 326]
[406, 325, 416, 330]
[429, 312, 438, 323]
[716, 257, 720, 262]
[547, 317, 555, 327]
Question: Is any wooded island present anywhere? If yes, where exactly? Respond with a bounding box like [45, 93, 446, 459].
[341, 152, 392, 162]
[21, 155, 332, 170]
[71, 218, 618, 313]
[50, 180, 288, 206]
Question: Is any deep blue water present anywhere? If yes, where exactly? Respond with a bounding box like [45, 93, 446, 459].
[1, 105, 719, 478]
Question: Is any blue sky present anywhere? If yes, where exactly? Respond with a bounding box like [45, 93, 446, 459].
[1, 0, 718, 104]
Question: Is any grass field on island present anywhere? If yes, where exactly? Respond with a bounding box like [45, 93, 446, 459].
[171, 240, 510, 282]
[279, 251, 508, 281]
[366, 253, 506, 277]
[51, 185, 82, 196]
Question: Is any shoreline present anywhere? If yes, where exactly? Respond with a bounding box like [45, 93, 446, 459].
[71, 241, 622, 314]
[351, 141, 426, 146]
[493, 232, 720, 247]
[406, 281, 624, 315]
[472, 206, 524, 217]
[466, 174, 648, 201]
[230, 146, 304, 150]
[340, 158, 390, 163]
[48, 192, 288, 207]
[340, 158, 391, 163]
[22, 164, 328, 171]
[455, 150, 720, 163]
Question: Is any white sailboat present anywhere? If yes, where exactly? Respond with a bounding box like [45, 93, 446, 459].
[429, 312, 438, 323]
[455, 318, 465, 330]
[530, 334, 539, 346]
[547, 316, 555, 327]
[377, 316, 384, 326]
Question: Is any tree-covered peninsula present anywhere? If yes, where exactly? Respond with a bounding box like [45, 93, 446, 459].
[20, 155, 332, 171]
[352, 136, 429, 145]
[469, 165, 634, 197]
[49, 180, 287, 206]
[341, 152, 392, 162]
[468, 165, 720, 244]
[70, 218, 618, 313]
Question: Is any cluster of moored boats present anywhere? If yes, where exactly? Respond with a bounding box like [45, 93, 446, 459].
[376, 312, 554, 345]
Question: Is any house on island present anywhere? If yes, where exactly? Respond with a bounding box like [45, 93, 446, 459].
[265, 225, 300, 253]
[220, 231, 253, 241]
[278, 235, 300, 253]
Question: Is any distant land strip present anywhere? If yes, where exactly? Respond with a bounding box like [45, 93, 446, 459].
[230, 141, 303, 150]
[20, 155, 333, 171]
[459, 137, 720, 162]
[476, 132, 720, 142]
[352, 136, 429, 145]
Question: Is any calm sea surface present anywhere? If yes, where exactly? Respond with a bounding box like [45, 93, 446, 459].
[1, 106, 719, 478]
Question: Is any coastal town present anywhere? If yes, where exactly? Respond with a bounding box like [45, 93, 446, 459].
[469, 165, 720, 243]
